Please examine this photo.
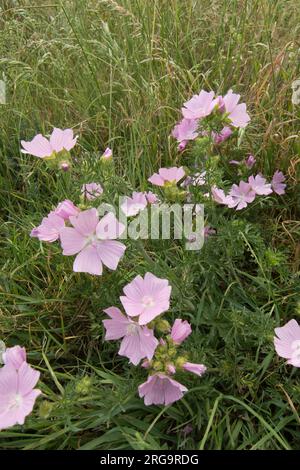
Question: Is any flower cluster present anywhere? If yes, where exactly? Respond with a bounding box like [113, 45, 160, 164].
[31, 200, 126, 276]
[211, 171, 286, 211]
[171, 89, 250, 151]
[102, 273, 206, 406]
[0, 86, 290, 431]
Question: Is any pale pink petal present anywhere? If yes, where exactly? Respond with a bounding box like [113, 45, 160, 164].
[50, 128, 77, 152]
[2, 346, 26, 369]
[171, 319, 192, 344]
[69, 208, 99, 236]
[73, 245, 103, 275]
[32, 212, 65, 243]
[148, 173, 165, 186]
[21, 134, 53, 158]
[183, 362, 207, 376]
[54, 200, 80, 220]
[182, 90, 215, 119]
[17, 362, 40, 395]
[102, 307, 130, 340]
[60, 227, 86, 255]
[0, 365, 18, 395]
[223, 89, 240, 113]
[96, 240, 126, 270]
[138, 374, 187, 406]
[229, 103, 250, 128]
[118, 326, 158, 366]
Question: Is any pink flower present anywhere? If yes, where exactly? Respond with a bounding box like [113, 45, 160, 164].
[148, 167, 185, 187]
[228, 181, 256, 210]
[60, 161, 70, 171]
[230, 155, 256, 168]
[211, 186, 233, 206]
[171, 319, 192, 345]
[121, 192, 148, 217]
[248, 175, 272, 195]
[30, 212, 65, 242]
[102, 307, 158, 365]
[271, 171, 286, 195]
[222, 89, 250, 128]
[167, 364, 176, 375]
[171, 118, 199, 147]
[274, 319, 300, 367]
[54, 200, 80, 220]
[183, 362, 207, 376]
[81, 182, 103, 201]
[120, 272, 171, 325]
[138, 373, 187, 406]
[102, 147, 112, 159]
[178, 141, 187, 151]
[212, 126, 232, 144]
[60, 208, 126, 276]
[21, 128, 77, 158]
[145, 191, 159, 204]
[2, 346, 26, 369]
[245, 154, 256, 168]
[182, 90, 215, 120]
[0, 362, 41, 430]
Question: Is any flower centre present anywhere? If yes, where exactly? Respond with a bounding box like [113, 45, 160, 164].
[126, 323, 139, 335]
[142, 295, 155, 308]
[85, 233, 97, 247]
[8, 393, 22, 411]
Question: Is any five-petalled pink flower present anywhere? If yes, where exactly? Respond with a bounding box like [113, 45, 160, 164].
[60, 208, 126, 276]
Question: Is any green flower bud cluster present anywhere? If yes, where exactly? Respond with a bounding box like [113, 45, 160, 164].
[146, 335, 189, 376]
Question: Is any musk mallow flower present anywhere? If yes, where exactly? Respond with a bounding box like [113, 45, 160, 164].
[229, 155, 256, 168]
[81, 182, 103, 201]
[120, 272, 171, 325]
[248, 174, 272, 195]
[274, 319, 300, 367]
[21, 128, 77, 158]
[54, 199, 80, 220]
[221, 89, 250, 128]
[211, 186, 234, 206]
[145, 191, 159, 204]
[59, 208, 126, 276]
[182, 90, 215, 120]
[182, 362, 207, 376]
[101, 147, 112, 160]
[0, 362, 41, 430]
[245, 154, 256, 168]
[121, 192, 148, 217]
[30, 212, 65, 242]
[271, 171, 286, 195]
[171, 319, 192, 345]
[2, 346, 26, 370]
[102, 307, 158, 365]
[148, 167, 185, 187]
[212, 126, 232, 144]
[138, 373, 187, 406]
[171, 118, 199, 149]
[228, 181, 256, 210]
